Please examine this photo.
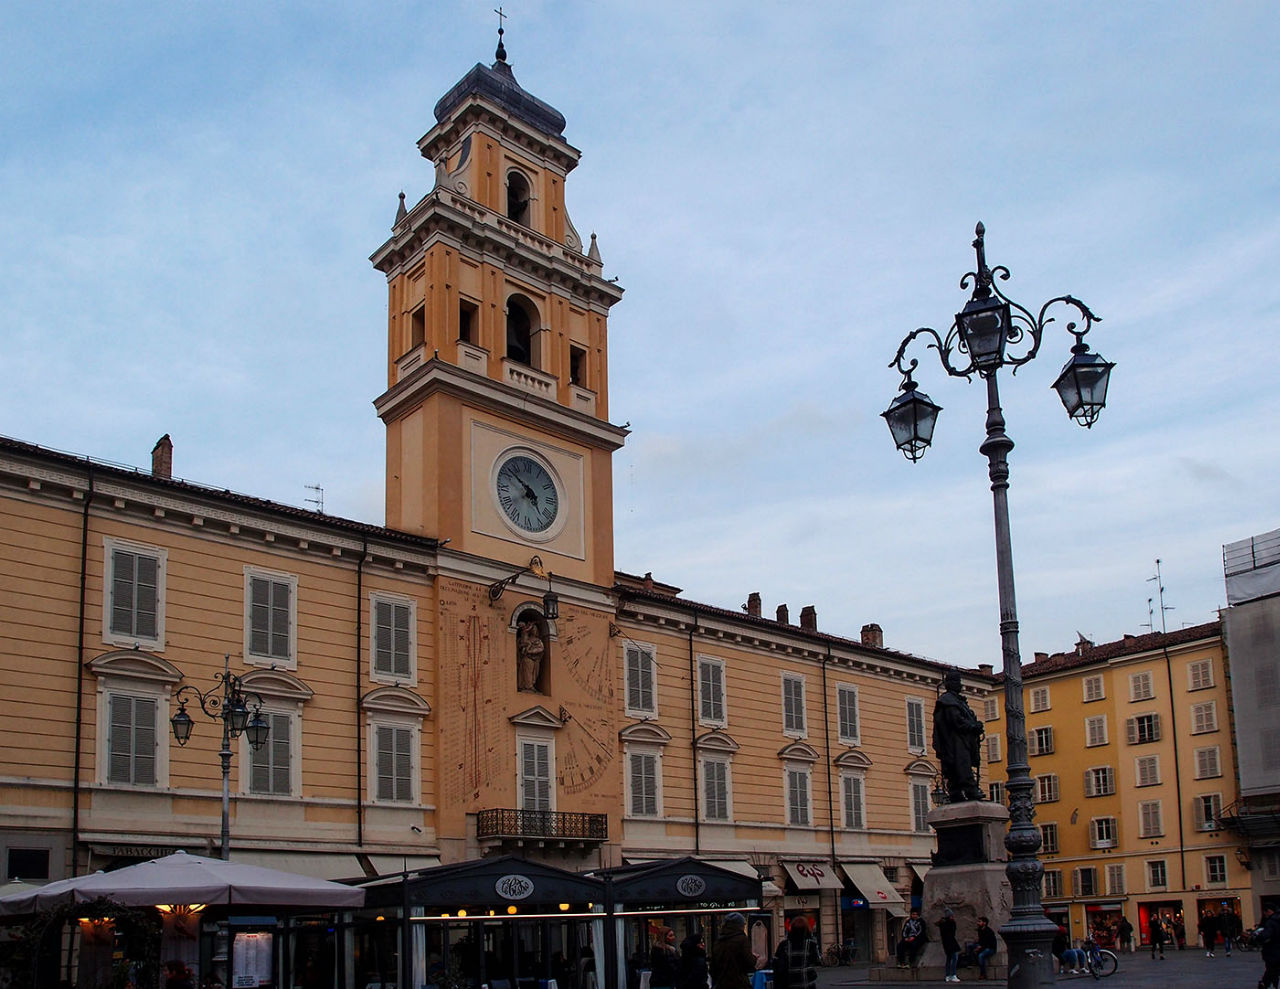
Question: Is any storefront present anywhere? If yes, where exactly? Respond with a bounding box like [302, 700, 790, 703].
[779, 861, 841, 949]
[1082, 902, 1126, 947]
[837, 862, 906, 964]
[1137, 900, 1187, 948]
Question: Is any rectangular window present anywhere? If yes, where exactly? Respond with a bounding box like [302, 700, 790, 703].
[1195, 746, 1222, 779]
[1074, 867, 1098, 897]
[782, 675, 806, 735]
[375, 725, 414, 803]
[107, 693, 157, 786]
[1030, 686, 1051, 712]
[1188, 658, 1214, 691]
[1136, 754, 1161, 787]
[702, 758, 729, 821]
[985, 734, 1001, 762]
[1090, 817, 1117, 848]
[1205, 854, 1227, 885]
[1085, 766, 1115, 797]
[1261, 850, 1280, 881]
[246, 570, 295, 665]
[837, 685, 860, 744]
[5, 848, 50, 882]
[568, 344, 587, 386]
[842, 774, 865, 830]
[1107, 863, 1126, 895]
[1036, 774, 1060, 803]
[1127, 713, 1161, 744]
[1139, 799, 1163, 837]
[1085, 715, 1108, 747]
[786, 767, 811, 826]
[1044, 869, 1063, 898]
[911, 781, 931, 832]
[629, 751, 659, 817]
[698, 657, 726, 726]
[1191, 700, 1218, 734]
[519, 738, 551, 812]
[1040, 822, 1059, 854]
[1195, 793, 1222, 832]
[906, 699, 926, 751]
[1147, 860, 1167, 889]
[107, 541, 163, 646]
[1083, 675, 1105, 702]
[983, 698, 1000, 722]
[248, 711, 292, 796]
[1130, 671, 1154, 701]
[1029, 726, 1055, 756]
[625, 644, 656, 716]
[372, 596, 413, 679]
[989, 781, 1006, 804]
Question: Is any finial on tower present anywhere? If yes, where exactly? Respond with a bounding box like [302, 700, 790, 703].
[494, 6, 508, 62]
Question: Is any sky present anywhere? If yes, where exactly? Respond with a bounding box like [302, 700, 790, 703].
[2, 2, 1277, 669]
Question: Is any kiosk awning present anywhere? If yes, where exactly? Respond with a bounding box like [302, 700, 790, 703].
[781, 861, 842, 890]
[232, 850, 366, 881]
[595, 856, 762, 906]
[840, 862, 906, 912]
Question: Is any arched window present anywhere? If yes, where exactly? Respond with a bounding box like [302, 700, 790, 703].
[506, 297, 535, 367]
[506, 170, 532, 225]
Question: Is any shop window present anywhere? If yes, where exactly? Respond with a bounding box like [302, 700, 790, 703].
[7, 847, 49, 882]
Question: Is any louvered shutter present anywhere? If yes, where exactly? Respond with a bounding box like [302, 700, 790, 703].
[111, 550, 136, 635]
[392, 603, 411, 676]
[1126, 717, 1137, 744]
[270, 580, 290, 657]
[250, 578, 271, 656]
[134, 554, 158, 638]
[1084, 770, 1096, 797]
[132, 696, 156, 785]
[108, 695, 134, 783]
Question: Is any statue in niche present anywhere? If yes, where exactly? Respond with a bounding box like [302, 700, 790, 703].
[932, 669, 985, 802]
[516, 616, 546, 692]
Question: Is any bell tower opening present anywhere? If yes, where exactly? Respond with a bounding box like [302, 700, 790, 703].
[506, 170, 532, 226]
[506, 297, 535, 367]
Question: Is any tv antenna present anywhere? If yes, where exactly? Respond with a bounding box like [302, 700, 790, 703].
[1146, 559, 1173, 634]
[305, 484, 325, 514]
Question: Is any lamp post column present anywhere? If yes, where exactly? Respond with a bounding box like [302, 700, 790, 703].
[220, 716, 233, 860]
[981, 372, 1055, 987]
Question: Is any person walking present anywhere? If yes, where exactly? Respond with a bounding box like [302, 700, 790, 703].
[1199, 911, 1220, 957]
[937, 908, 961, 983]
[676, 929, 707, 989]
[1116, 915, 1133, 954]
[770, 917, 820, 989]
[709, 913, 756, 989]
[895, 909, 928, 969]
[1257, 903, 1280, 989]
[651, 928, 680, 989]
[1221, 906, 1241, 957]
[1149, 913, 1166, 959]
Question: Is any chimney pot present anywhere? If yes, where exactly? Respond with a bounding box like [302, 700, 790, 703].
[746, 592, 761, 619]
[1034, 651, 1048, 663]
[643, 572, 654, 591]
[977, 663, 994, 676]
[776, 604, 789, 624]
[800, 605, 817, 632]
[860, 623, 883, 649]
[151, 434, 173, 479]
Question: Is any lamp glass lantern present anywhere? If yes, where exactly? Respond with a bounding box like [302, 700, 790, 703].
[171, 704, 193, 746]
[225, 697, 250, 736]
[882, 385, 942, 462]
[1052, 347, 1114, 427]
[956, 294, 1012, 372]
[542, 589, 560, 621]
[244, 711, 270, 751]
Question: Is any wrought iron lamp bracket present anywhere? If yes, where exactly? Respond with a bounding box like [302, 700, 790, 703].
[488, 556, 547, 605]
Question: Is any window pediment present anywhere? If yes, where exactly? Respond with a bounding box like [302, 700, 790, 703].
[904, 758, 937, 777]
[695, 730, 739, 753]
[835, 749, 873, 769]
[510, 705, 563, 730]
[88, 650, 182, 685]
[620, 722, 671, 745]
[778, 741, 819, 763]
[240, 669, 314, 702]
[362, 685, 431, 717]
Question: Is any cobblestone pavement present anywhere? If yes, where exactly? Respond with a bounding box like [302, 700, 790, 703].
[816, 946, 1269, 987]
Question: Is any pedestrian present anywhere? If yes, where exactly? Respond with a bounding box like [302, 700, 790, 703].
[709, 913, 756, 989]
[1199, 911, 1220, 957]
[1116, 915, 1133, 954]
[937, 907, 961, 983]
[651, 928, 680, 989]
[972, 916, 998, 979]
[770, 916, 820, 989]
[676, 929, 707, 989]
[895, 909, 928, 969]
[164, 960, 195, 989]
[1173, 917, 1185, 950]
[1257, 903, 1280, 989]
[1051, 925, 1086, 975]
[1149, 913, 1166, 959]
[1221, 906, 1241, 956]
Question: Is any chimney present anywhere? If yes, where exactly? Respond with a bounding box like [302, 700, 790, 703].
[800, 605, 817, 632]
[643, 572, 654, 591]
[776, 604, 789, 624]
[860, 623, 883, 649]
[151, 434, 173, 479]
[746, 592, 761, 619]
[1034, 651, 1048, 663]
[977, 663, 993, 676]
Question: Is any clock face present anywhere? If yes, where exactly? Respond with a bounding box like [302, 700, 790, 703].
[494, 453, 560, 534]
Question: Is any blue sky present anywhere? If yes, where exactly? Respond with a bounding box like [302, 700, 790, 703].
[2, 2, 1277, 667]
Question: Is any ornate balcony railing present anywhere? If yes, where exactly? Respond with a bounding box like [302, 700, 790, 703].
[476, 808, 608, 843]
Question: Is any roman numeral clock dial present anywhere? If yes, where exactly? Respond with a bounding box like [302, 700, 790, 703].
[493, 453, 561, 535]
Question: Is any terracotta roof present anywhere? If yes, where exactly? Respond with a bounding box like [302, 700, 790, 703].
[1001, 620, 1222, 681]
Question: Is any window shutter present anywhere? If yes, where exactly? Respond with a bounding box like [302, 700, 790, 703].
[1126, 717, 1137, 744]
[1152, 713, 1162, 741]
[134, 554, 158, 639]
[376, 727, 396, 801]
[1084, 771, 1096, 797]
[271, 713, 290, 794]
[250, 577, 271, 655]
[393, 604, 411, 676]
[375, 600, 393, 673]
[108, 695, 134, 783]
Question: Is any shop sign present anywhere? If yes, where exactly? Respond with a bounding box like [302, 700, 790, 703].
[90, 842, 194, 859]
[784, 895, 816, 910]
[793, 862, 830, 884]
[495, 874, 535, 900]
[675, 875, 707, 898]
[841, 897, 867, 910]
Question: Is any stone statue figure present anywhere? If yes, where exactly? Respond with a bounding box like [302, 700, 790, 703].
[932, 670, 985, 802]
[516, 618, 545, 692]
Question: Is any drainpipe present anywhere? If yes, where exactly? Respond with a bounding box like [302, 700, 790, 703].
[1160, 640, 1188, 891]
[356, 538, 367, 847]
[72, 465, 95, 869]
[821, 645, 838, 948]
[688, 608, 701, 854]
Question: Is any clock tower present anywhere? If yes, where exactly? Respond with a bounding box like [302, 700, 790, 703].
[370, 40, 626, 588]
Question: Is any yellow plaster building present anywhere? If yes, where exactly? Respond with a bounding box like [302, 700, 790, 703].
[982, 621, 1253, 944]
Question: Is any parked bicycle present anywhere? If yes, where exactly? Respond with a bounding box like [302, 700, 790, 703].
[1082, 936, 1118, 979]
[821, 940, 857, 966]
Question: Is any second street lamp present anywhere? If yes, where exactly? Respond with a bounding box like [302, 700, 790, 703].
[171, 653, 269, 860]
[883, 222, 1113, 989]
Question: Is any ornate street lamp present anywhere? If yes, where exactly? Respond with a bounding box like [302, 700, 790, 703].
[883, 223, 1112, 989]
[171, 653, 269, 860]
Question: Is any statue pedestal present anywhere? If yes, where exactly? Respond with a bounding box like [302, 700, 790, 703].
[917, 801, 1012, 976]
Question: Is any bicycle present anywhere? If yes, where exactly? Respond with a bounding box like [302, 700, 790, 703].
[821, 941, 856, 966]
[1082, 936, 1118, 979]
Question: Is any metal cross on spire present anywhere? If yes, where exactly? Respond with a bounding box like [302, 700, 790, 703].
[494, 6, 508, 61]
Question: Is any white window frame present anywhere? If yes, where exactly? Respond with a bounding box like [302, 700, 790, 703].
[1135, 754, 1161, 787]
[100, 689, 167, 788]
[1138, 799, 1163, 837]
[1085, 715, 1108, 747]
[700, 754, 732, 823]
[1127, 712, 1161, 744]
[1030, 685, 1051, 713]
[986, 734, 1002, 762]
[697, 655, 727, 728]
[1029, 725, 1055, 756]
[370, 592, 417, 685]
[103, 537, 167, 650]
[989, 781, 1006, 804]
[782, 674, 807, 738]
[1147, 859, 1168, 890]
[983, 698, 1000, 722]
[1129, 671, 1154, 701]
[841, 771, 865, 830]
[1195, 792, 1223, 832]
[906, 697, 926, 753]
[518, 733, 555, 813]
[624, 642, 657, 717]
[625, 745, 662, 818]
[1036, 774, 1060, 803]
[1204, 854, 1228, 886]
[836, 684, 860, 745]
[1044, 869, 1063, 898]
[1090, 816, 1117, 849]
[1074, 866, 1099, 897]
[1085, 765, 1115, 797]
[910, 779, 931, 833]
[784, 763, 813, 827]
[1191, 700, 1218, 734]
[369, 715, 420, 805]
[1187, 658, 1214, 691]
[1083, 675, 1105, 702]
[244, 567, 298, 669]
[1040, 822, 1059, 854]
[242, 708, 299, 797]
[1194, 745, 1222, 779]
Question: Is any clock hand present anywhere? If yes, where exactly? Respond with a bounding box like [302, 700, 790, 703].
[520, 480, 539, 507]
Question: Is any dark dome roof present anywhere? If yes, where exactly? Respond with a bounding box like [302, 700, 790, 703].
[433, 58, 566, 138]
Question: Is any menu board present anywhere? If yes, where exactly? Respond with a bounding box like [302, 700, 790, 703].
[232, 931, 274, 987]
